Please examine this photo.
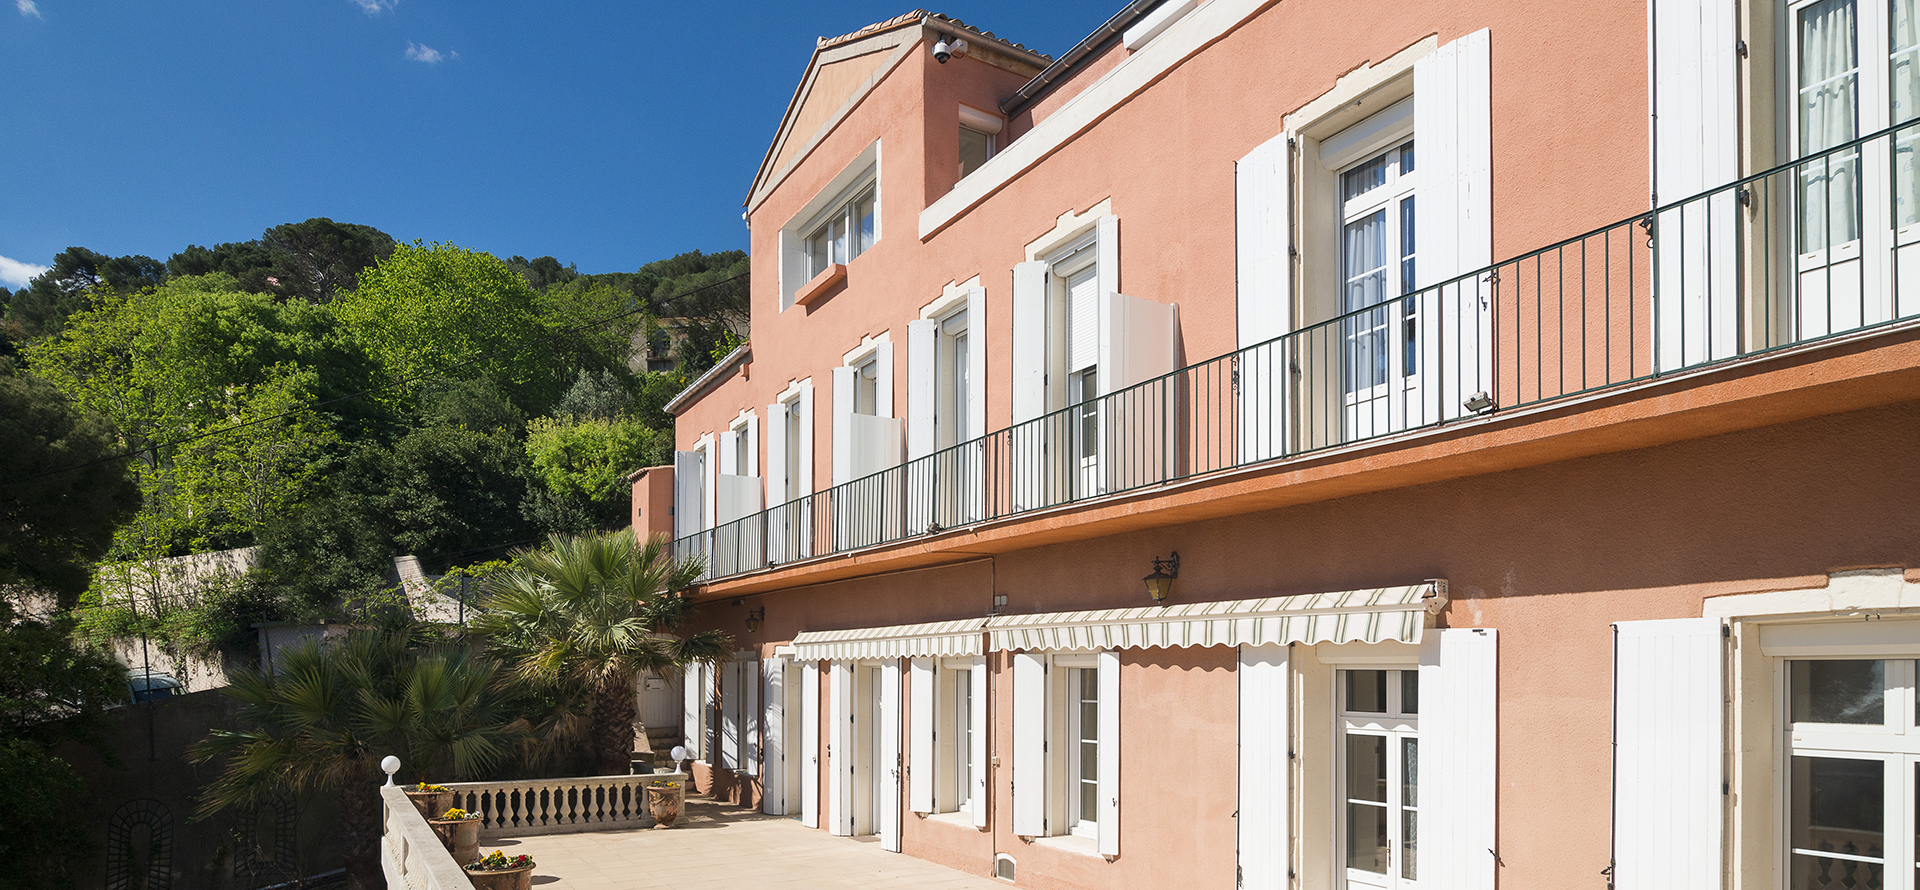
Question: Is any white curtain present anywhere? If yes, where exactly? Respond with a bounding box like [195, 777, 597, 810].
[1798, 0, 1862, 251]
[1343, 210, 1389, 393]
[1893, 0, 1920, 225]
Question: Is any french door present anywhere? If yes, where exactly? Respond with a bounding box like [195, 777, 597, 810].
[1339, 142, 1420, 441]
[1783, 658, 1920, 890]
[1339, 668, 1420, 890]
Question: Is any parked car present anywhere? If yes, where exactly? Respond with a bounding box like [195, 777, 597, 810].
[126, 671, 184, 705]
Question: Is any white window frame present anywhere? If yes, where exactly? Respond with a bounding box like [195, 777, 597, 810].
[1334, 665, 1421, 890]
[780, 140, 881, 311]
[933, 656, 983, 816]
[957, 104, 1002, 183]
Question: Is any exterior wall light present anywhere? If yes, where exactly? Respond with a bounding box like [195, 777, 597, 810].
[745, 607, 765, 633]
[1142, 551, 1180, 604]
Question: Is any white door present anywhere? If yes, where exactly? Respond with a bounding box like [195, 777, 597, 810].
[1338, 142, 1420, 441]
[1339, 668, 1421, 890]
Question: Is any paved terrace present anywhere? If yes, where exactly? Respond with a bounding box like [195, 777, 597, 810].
[489, 799, 1003, 890]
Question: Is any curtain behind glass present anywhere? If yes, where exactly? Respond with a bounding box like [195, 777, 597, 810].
[1892, 0, 1920, 225]
[1800, 0, 1863, 251]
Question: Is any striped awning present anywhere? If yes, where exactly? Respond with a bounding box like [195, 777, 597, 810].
[984, 582, 1444, 652]
[790, 618, 987, 661]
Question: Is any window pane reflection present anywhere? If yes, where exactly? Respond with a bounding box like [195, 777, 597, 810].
[1791, 660, 1885, 724]
[1788, 755, 1884, 890]
[1347, 670, 1387, 713]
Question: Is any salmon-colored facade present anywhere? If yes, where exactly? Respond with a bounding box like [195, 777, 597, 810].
[650, 3, 1920, 889]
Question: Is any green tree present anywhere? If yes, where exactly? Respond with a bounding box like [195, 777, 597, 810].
[0, 367, 141, 606]
[261, 218, 396, 303]
[523, 415, 669, 536]
[473, 531, 723, 775]
[194, 630, 520, 890]
[1, 247, 168, 341]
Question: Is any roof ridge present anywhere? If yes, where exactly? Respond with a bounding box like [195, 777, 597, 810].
[816, 9, 1051, 61]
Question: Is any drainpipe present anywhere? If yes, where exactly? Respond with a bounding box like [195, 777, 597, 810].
[999, 0, 1166, 119]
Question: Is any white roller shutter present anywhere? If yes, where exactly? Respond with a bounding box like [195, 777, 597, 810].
[744, 659, 760, 777]
[1418, 627, 1498, 890]
[1011, 262, 1050, 423]
[831, 366, 855, 486]
[1011, 652, 1047, 837]
[1237, 646, 1290, 890]
[1415, 29, 1494, 422]
[908, 658, 935, 814]
[880, 660, 903, 852]
[763, 657, 787, 814]
[1069, 267, 1099, 373]
[969, 659, 989, 829]
[1095, 649, 1121, 858]
[1612, 617, 1724, 890]
[801, 661, 821, 828]
[828, 662, 853, 835]
[907, 320, 938, 460]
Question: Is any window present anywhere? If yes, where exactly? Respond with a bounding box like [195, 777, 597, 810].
[806, 184, 877, 281]
[1010, 650, 1118, 853]
[960, 126, 994, 179]
[1782, 657, 1920, 889]
[780, 141, 880, 311]
[783, 394, 805, 498]
[938, 310, 971, 449]
[1339, 668, 1419, 889]
[1338, 139, 1419, 438]
[853, 358, 879, 416]
[953, 664, 975, 812]
[1067, 666, 1100, 838]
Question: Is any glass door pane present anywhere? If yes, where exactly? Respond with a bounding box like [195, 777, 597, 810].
[1798, 0, 1864, 253]
[1346, 734, 1389, 875]
[1892, 0, 1920, 226]
[1791, 660, 1887, 724]
[1401, 737, 1419, 881]
[1789, 755, 1885, 889]
[1342, 209, 1390, 395]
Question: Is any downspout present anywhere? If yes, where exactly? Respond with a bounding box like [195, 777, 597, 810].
[999, 0, 1166, 119]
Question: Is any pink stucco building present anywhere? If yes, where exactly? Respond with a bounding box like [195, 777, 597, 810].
[644, 3, 1920, 888]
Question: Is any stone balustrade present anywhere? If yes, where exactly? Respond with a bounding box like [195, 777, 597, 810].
[446, 772, 689, 838]
[380, 784, 471, 890]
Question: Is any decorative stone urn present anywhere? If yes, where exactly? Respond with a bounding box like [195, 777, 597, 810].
[646, 781, 684, 829]
[428, 811, 481, 866]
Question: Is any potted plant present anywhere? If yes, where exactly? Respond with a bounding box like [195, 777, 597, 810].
[646, 779, 684, 828]
[464, 850, 535, 890]
[428, 807, 482, 866]
[405, 781, 454, 820]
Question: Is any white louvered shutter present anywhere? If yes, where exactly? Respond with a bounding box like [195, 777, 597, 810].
[1011, 262, 1050, 423]
[969, 659, 989, 828]
[1418, 627, 1498, 890]
[1414, 29, 1494, 422]
[1011, 653, 1047, 837]
[1096, 649, 1121, 857]
[907, 320, 938, 459]
[763, 658, 786, 814]
[1613, 618, 1724, 890]
[744, 659, 760, 776]
[880, 660, 903, 852]
[801, 661, 821, 828]
[831, 366, 854, 486]
[908, 658, 935, 813]
[1237, 646, 1290, 889]
[829, 662, 853, 835]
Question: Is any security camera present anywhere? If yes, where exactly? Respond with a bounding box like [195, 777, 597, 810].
[933, 37, 952, 64]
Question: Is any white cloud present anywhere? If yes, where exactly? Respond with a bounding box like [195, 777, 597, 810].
[16, 1, 43, 20]
[349, 0, 396, 14]
[405, 41, 448, 64]
[0, 255, 48, 290]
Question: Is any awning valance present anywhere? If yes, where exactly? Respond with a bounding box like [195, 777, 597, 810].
[984, 582, 1445, 652]
[790, 618, 987, 661]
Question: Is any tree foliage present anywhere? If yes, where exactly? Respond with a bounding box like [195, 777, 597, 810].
[1, 247, 168, 340]
[0, 367, 141, 606]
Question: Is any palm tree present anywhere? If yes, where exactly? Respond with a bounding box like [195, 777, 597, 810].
[473, 529, 728, 775]
[193, 628, 521, 890]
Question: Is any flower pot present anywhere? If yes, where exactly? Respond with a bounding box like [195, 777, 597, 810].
[646, 784, 683, 828]
[405, 788, 454, 820]
[429, 817, 481, 866]
[462, 864, 533, 890]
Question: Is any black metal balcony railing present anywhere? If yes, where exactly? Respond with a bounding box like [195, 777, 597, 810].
[676, 122, 1920, 582]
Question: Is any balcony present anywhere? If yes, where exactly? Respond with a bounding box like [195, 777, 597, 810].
[674, 124, 1920, 587]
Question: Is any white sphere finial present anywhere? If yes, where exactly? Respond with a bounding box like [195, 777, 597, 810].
[380, 755, 401, 785]
[669, 745, 689, 762]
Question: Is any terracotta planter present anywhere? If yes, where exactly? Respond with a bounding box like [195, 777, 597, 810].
[405, 788, 453, 820]
[428, 816, 481, 866]
[462, 864, 533, 890]
[646, 784, 683, 828]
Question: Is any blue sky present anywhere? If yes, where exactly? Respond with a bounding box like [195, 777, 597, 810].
[0, 0, 1116, 286]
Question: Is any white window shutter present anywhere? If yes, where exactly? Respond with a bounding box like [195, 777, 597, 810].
[1612, 618, 1724, 890]
[720, 659, 741, 769]
[744, 659, 761, 777]
[763, 658, 786, 813]
[875, 340, 896, 418]
[1011, 652, 1047, 837]
[832, 366, 855, 486]
[683, 660, 701, 754]
[1414, 28, 1493, 422]
[801, 661, 821, 828]
[797, 381, 815, 493]
[1069, 266, 1100, 374]
[1418, 627, 1498, 890]
[880, 661, 903, 852]
[1651, 0, 1739, 368]
[1099, 291, 1178, 391]
[1236, 131, 1293, 349]
[908, 658, 935, 813]
[965, 288, 988, 439]
[1095, 215, 1120, 331]
[1237, 646, 1290, 889]
[673, 450, 703, 542]
[1011, 262, 1050, 423]
[718, 430, 740, 476]
[829, 662, 853, 835]
[969, 658, 989, 828]
[1096, 649, 1121, 858]
[907, 320, 938, 460]
[744, 414, 759, 478]
[766, 403, 789, 505]
[703, 661, 719, 762]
